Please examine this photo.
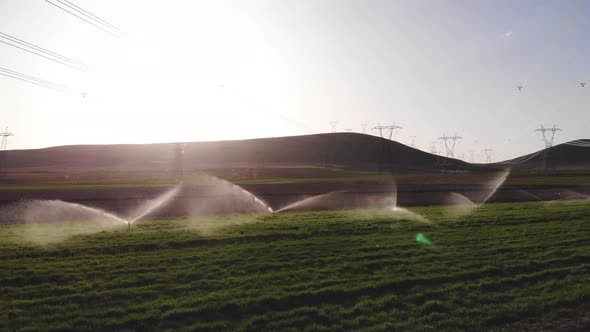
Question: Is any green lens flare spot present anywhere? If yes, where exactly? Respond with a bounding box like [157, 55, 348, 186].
[416, 233, 432, 246]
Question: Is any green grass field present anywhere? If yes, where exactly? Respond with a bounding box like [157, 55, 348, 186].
[2, 200, 590, 331]
[2, 168, 590, 190]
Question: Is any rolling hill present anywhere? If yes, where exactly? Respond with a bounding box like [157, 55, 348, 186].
[1, 134, 588, 175]
[0, 133, 487, 174]
[497, 139, 590, 170]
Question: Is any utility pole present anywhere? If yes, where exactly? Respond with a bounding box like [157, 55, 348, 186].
[438, 135, 463, 158]
[373, 123, 402, 140]
[468, 150, 475, 163]
[409, 136, 416, 148]
[484, 148, 493, 163]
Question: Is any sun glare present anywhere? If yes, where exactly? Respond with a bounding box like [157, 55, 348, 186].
[81, 1, 286, 143]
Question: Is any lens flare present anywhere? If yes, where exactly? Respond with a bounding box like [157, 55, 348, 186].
[416, 233, 432, 246]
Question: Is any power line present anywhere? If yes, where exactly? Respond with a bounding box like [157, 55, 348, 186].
[0, 67, 81, 95]
[0, 72, 74, 94]
[564, 139, 590, 147]
[0, 39, 88, 72]
[0, 32, 85, 65]
[59, 0, 129, 38]
[0, 67, 72, 91]
[44, 0, 126, 39]
[497, 150, 544, 165]
[217, 84, 317, 134]
[0, 32, 90, 71]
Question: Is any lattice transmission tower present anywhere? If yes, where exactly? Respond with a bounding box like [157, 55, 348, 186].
[468, 150, 475, 163]
[330, 121, 338, 133]
[361, 123, 367, 134]
[535, 125, 562, 170]
[372, 123, 402, 140]
[0, 127, 13, 150]
[484, 148, 493, 163]
[174, 142, 185, 183]
[535, 125, 561, 149]
[429, 142, 439, 155]
[438, 135, 463, 158]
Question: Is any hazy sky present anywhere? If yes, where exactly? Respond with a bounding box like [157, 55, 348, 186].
[0, 0, 588, 162]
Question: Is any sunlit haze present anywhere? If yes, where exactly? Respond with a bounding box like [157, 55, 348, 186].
[1, 0, 588, 162]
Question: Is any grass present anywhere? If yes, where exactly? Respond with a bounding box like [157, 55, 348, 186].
[505, 175, 590, 187]
[2, 168, 590, 189]
[1, 200, 590, 331]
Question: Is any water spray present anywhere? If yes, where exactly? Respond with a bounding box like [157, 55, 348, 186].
[127, 185, 182, 225]
[477, 169, 511, 207]
[275, 191, 344, 213]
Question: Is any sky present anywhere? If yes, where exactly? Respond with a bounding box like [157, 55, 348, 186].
[0, 0, 588, 162]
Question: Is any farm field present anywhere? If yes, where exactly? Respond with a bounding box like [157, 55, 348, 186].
[1, 0, 589, 330]
[2, 168, 590, 191]
[2, 199, 590, 331]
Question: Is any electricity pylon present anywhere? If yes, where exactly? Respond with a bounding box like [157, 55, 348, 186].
[468, 150, 475, 163]
[174, 142, 185, 183]
[484, 148, 493, 163]
[430, 142, 439, 155]
[361, 123, 367, 134]
[535, 125, 561, 148]
[429, 141, 442, 166]
[0, 127, 13, 150]
[535, 124, 562, 170]
[373, 123, 402, 140]
[438, 135, 462, 158]
[0, 127, 12, 174]
[330, 121, 338, 133]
